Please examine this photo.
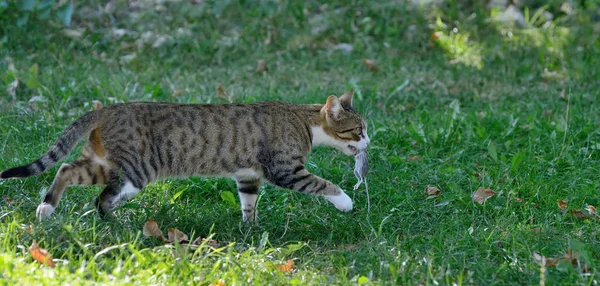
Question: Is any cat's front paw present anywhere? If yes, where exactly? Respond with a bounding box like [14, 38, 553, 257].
[36, 203, 55, 220]
[325, 190, 353, 212]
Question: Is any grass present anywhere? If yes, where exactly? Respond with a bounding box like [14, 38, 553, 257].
[1, 0, 599, 284]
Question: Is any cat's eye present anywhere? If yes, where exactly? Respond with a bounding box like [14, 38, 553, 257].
[356, 127, 363, 136]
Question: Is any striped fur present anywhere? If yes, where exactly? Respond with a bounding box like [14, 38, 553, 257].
[1, 91, 370, 222]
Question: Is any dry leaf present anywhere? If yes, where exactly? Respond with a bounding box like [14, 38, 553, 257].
[172, 89, 185, 97]
[91, 100, 103, 110]
[472, 188, 495, 204]
[473, 172, 483, 180]
[571, 210, 591, 219]
[216, 84, 228, 99]
[143, 220, 166, 241]
[431, 31, 442, 41]
[255, 60, 268, 74]
[29, 240, 56, 268]
[277, 260, 294, 273]
[209, 279, 225, 286]
[425, 186, 441, 197]
[406, 155, 421, 162]
[191, 236, 218, 248]
[529, 227, 543, 233]
[63, 28, 85, 39]
[513, 197, 523, 203]
[557, 200, 567, 211]
[362, 59, 379, 72]
[167, 228, 189, 243]
[586, 205, 597, 216]
[533, 249, 587, 269]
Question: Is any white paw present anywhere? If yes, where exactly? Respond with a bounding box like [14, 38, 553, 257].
[325, 190, 353, 212]
[36, 203, 55, 220]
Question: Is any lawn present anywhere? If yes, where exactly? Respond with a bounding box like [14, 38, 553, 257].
[0, 0, 599, 285]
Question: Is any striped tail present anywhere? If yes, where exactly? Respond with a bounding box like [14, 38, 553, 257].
[0, 109, 103, 179]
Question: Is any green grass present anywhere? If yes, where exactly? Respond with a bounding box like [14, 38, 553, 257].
[1, 0, 599, 284]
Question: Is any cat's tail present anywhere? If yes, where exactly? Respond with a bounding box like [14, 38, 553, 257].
[0, 109, 104, 179]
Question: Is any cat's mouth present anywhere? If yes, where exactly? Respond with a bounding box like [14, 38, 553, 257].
[348, 145, 358, 154]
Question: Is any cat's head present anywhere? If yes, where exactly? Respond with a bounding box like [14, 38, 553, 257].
[314, 90, 370, 155]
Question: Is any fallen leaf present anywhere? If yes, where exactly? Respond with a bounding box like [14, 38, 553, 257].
[143, 220, 166, 241]
[172, 89, 185, 97]
[513, 197, 523, 203]
[277, 260, 294, 273]
[557, 200, 567, 211]
[406, 155, 421, 162]
[91, 100, 103, 110]
[425, 186, 441, 197]
[473, 172, 483, 180]
[29, 240, 56, 268]
[431, 31, 443, 41]
[362, 59, 379, 72]
[586, 205, 597, 216]
[209, 279, 225, 286]
[216, 84, 228, 99]
[571, 209, 592, 219]
[472, 188, 495, 204]
[191, 236, 218, 248]
[63, 28, 85, 39]
[168, 228, 189, 243]
[256, 60, 268, 74]
[530, 227, 543, 233]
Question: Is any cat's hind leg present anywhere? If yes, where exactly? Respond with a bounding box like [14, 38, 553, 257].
[94, 176, 141, 218]
[36, 157, 107, 220]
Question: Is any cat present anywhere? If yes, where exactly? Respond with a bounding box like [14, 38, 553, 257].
[0, 90, 370, 222]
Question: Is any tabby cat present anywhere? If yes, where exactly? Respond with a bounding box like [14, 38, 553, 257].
[0, 90, 370, 222]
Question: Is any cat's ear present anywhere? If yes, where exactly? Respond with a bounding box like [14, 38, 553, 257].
[339, 90, 354, 107]
[325, 95, 341, 120]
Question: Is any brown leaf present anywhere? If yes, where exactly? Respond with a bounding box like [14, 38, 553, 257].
[29, 240, 56, 268]
[167, 228, 189, 243]
[431, 31, 443, 41]
[472, 188, 495, 204]
[557, 200, 567, 211]
[255, 60, 268, 74]
[571, 210, 592, 219]
[425, 186, 441, 197]
[586, 205, 597, 216]
[529, 227, 544, 233]
[91, 100, 103, 110]
[406, 155, 421, 162]
[534, 249, 586, 269]
[362, 59, 379, 72]
[172, 89, 185, 97]
[143, 220, 166, 241]
[513, 197, 523, 203]
[209, 279, 225, 286]
[216, 84, 228, 99]
[276, 260, 294, 273]
[191, 236, 218, 248]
